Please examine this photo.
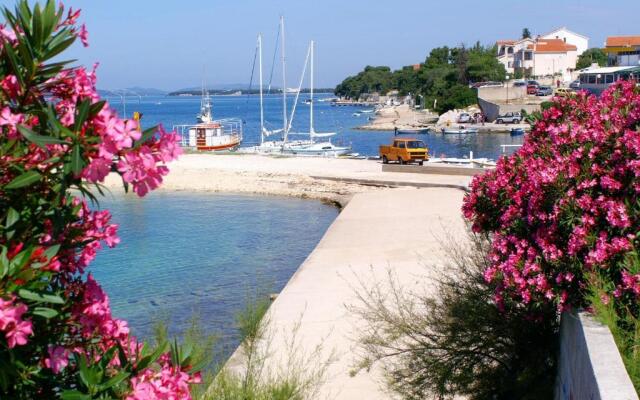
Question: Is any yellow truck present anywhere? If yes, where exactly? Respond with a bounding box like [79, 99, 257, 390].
[379, 138, 429, 165]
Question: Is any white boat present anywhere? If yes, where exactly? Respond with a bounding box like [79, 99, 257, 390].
[441, 127, 478, 134]
[280, 40, 351, 157]
[174, 87, 243, 151]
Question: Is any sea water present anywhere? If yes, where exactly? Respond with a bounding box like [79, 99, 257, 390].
[107, 93, 524, 159]
[90, 191, 338, 352]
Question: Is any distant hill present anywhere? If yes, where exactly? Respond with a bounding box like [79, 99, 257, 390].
[98, 87, 168, 96]
[168, 87, 334, 96]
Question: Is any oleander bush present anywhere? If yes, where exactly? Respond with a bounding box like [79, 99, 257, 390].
[463, 81, 640, 387]
[0, 1, 206, 398]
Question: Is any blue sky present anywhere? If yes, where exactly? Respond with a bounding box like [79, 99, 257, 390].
[4, 0, 639, 90]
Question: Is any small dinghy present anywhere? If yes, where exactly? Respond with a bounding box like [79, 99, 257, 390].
[441, 127, 478, 134]
[510, 127, 525, 136]
[397, 128, 430, 134]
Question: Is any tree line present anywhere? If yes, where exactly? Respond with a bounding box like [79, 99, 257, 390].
[334, 43, 506, 113]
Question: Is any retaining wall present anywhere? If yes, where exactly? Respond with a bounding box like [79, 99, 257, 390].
[555, 312, 638, 400]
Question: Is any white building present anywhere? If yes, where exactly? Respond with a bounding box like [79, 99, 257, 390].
[542, 27, 589, 56]
[496, 27, 588, 81]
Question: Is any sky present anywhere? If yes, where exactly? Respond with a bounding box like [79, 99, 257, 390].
[3, 0, 639, 91]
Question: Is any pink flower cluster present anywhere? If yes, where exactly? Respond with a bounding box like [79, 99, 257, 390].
[0, 296, 33, 348]
[127, 355, 202, 400]
[463, 81, 640, 311]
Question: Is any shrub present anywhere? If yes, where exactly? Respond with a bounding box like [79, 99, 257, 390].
[0, 1, 200, 398]
[350, 232, 558, 400]
[463, 81, 640, 314]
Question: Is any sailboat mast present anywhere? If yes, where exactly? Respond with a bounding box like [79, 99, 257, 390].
[310, 40, 314, 136]
[258, 34, 264, 146]
[281, 16, 288, 143]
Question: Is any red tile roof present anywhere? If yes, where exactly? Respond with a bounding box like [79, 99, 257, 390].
[497, 40, 516, 45]
[532, 39, 577, 53]
[606, 36, 640, 47]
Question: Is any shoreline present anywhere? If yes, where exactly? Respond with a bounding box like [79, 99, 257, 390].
[102, 154, 474, 208]
[356, 104, 530, 133]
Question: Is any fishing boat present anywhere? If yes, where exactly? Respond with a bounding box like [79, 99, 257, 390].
[281, 40, 351, 157]
[441, 127, 478, 134]
[352, 112, 361, 117]
[174, 87, 243, 151]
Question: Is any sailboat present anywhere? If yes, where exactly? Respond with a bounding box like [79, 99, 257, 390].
[242, 18, 288, 154]
[281, 41, 351, 157]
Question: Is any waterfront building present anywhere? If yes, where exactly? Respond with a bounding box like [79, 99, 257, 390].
[496, 27, 588, 81]
[604, 36, 640, 67]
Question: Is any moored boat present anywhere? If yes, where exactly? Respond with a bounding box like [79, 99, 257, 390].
[441, 127, 478, 134]
[510, 127, 525, 136]
[174, 88, 243, 151]
[397, 128, 430, 134]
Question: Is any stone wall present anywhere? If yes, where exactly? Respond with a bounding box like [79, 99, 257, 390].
[477, 97, 540, 122]
[555, 312, 638, 400]
[477, 85, 527, 102]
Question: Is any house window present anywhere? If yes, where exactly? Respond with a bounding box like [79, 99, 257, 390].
[507, 47, 513, 54]
[524, 52, 532, 61]
[508, 61, 512, 68]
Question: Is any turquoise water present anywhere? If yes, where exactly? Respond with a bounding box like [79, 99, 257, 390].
[106, 93, 524, 159]
[90, 192, 338, 351]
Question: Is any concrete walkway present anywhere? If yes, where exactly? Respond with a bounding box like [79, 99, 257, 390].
[245, 187, 468, 398]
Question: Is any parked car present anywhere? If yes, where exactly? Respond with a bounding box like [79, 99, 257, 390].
[554, 87, 574, 97]
[379, 138, 429, 165]
[513, 80, 527, 87]
[536, 86, 553, 96]
[569, 80, 580, 90]
[495, 112, 522, 124]
[527, 84, 538, 95]
[458, 112, 472, 123]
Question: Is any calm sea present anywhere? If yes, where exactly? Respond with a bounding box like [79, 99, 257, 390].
[105, 93, 524, 159]
[91, 192, 338, 352]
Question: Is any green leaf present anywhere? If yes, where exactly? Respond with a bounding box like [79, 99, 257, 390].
[5, 207, 19, 229]
[74, 99, 90, 132]
[61, 390, 91, 400]
[0, 247, 8, 279]
[2, 40, 25, 87]
[32, 306, 58, 319]
[136, 341, 168, 371]
[43, 244, 60, 261]
[89, 100, 106, 117]
[77, 353, 97, 388]
[97, 370, 130, 392]
[18, 289, 64, 304]
[134, 125, 158, 148]
[19, 125, 65, 147]
[5, 170, 42, 190]
[71, 144, 84, 175]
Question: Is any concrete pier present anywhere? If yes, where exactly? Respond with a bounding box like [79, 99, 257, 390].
[240, 187, 468, 398]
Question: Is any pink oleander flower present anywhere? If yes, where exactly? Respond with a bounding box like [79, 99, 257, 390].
[78, 23, 89, 47]
[45, 346, 70, 374]
[0, 297, 33, 348]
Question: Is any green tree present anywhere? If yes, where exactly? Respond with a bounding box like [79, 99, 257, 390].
[522, 28, 531, 39]
[576, 48, 608, 69]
